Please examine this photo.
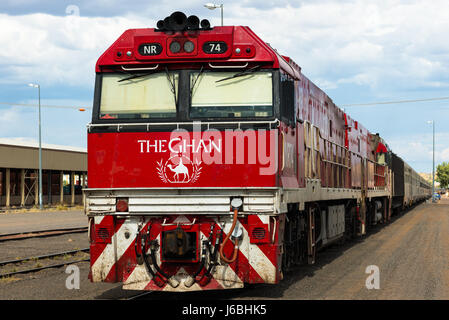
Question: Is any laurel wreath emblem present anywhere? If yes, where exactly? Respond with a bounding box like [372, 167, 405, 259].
[156, 159, 169, 184]
[191, 160, 202, 183]
[156, 158, 202, 184]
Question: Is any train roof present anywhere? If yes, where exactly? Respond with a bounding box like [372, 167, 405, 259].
[96, 23, 300, 80]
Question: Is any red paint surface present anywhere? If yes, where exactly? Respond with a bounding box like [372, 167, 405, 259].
[88, 130, 279, 188]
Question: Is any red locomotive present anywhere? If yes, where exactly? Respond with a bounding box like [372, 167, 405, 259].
[85, 12, 431, 291]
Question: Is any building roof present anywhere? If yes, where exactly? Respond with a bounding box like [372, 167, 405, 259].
[0, 138, 87, 171]
[0, 138, 86, 153]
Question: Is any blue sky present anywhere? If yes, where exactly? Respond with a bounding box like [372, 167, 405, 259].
[0, 0, 448, 173]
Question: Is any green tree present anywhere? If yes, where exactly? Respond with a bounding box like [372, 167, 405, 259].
[436, 162, 449, 189]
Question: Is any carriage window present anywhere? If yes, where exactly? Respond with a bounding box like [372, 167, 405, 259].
[190, 71, 273, 118]
[99, 72, 178, 119]
[377, 152, 386, 165]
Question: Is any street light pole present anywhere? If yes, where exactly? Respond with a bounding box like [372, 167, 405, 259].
[28, 83, 43, 210]
[432, 120, 435, 201]
[427, 120, 435, 202]
[204, 3, 224, 26]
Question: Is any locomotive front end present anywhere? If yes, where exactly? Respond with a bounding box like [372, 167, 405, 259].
[85, 11, 297, 291]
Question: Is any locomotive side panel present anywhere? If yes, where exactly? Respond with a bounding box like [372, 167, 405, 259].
[345, 114, 362, 188]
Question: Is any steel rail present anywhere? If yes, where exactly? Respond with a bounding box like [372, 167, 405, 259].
[0, 259, 90, 279]
[0, 248, 90, 278]
[0, 227, 88, 242]
[125, 291, 154, 300]
[0, 248, 90, 267]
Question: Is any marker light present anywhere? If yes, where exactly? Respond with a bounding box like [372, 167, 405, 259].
[116, 198, 129, 212]
[183, 41, 195, 53]
[169, 41, 181, 53]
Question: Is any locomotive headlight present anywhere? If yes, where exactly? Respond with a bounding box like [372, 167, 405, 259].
[231, 197, 243, 210]
[183, 40, 195, 53]
[169, 41, 181, 53]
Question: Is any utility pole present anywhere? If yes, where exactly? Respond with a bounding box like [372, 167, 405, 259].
[28, 83, 43, 210]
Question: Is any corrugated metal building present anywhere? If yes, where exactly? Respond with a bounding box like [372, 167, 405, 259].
[0, 138, 87, 207]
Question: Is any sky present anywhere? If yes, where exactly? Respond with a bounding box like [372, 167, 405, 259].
[0, 0, 448, 173]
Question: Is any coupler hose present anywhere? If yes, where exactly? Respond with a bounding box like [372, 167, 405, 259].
[139, 226, 179, 288]
[219, 208, 240, 264]
[149, 241, 180, 288]
[140, 233, 161, 286]
[184, 242, 207, 288]
[198, 231, 222, 286]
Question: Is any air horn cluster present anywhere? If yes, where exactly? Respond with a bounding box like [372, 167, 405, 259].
[156, 11, 211, 32]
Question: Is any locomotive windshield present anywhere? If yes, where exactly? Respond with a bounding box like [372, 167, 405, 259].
[96, 70, 274, 120]
[99, 72, 178, 119]
[190, 71, 273, 118]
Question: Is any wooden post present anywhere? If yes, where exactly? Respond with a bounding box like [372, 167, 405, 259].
[82, 173, 86, 206]
[48, 170, 52, 205]
[71, 172, 75, 206]
[60, 171, 64, 204]
[5, 168, 10, 208]
[20, 169, 25, 206]
[34, 170, 38, 206]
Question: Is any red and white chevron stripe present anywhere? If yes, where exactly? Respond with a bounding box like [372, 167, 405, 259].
[89, 214, 282, 291]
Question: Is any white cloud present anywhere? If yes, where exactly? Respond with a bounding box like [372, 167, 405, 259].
[1, 1, 449, 94]
[1, 1, 449, 163]
[387, 132, 449, 173]
[0, 107, 20, 123]
[219, 0, 449, 95]
[0, 13, 153, 87]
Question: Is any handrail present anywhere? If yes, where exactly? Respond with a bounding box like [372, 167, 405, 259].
[87, 119, 280, 132]
[121, 64, 159, 71]
[208, 62, 248, 69]
[281, 131, 285, 171]
[322, 159, 350, 169]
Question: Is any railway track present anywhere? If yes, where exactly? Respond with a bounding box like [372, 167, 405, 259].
[0, 248, 90, 279]
[0, 227, 88, 242]
[126, 291, 154, 300]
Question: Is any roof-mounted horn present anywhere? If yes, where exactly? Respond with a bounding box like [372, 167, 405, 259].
[156, 11, 211, 32]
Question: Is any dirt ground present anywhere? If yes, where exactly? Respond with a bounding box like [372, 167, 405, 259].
[231, 197, 449, 300]
[0, 209, 86, 235]
[0, 198, 447, 300]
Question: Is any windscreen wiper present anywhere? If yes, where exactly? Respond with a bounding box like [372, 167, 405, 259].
[190, 65, 204, 99]
[165, 67, 178, 106]
[117, 72, 156, 82]
[215, 65, 261, 83]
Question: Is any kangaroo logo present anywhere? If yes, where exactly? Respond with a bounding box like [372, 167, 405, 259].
[157, 155, 202, 184]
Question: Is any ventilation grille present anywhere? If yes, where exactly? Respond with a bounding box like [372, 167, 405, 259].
[252, 227, 267, 240]
[95, 227, 112, 243]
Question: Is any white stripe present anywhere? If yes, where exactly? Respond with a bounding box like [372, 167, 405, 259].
[124, 264, 152, 289]
[94, 216, 105, 224]
[239, 222, 277, 283]
[91, 218, 139, 281]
